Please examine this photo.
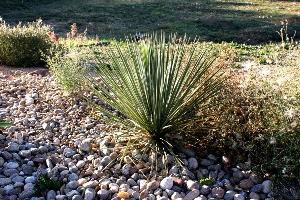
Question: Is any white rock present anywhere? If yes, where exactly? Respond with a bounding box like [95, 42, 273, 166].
[171, 192, 182, 199]
[84, 188, 95, 200]
[160, 177, 173, 190]
[186, 180, 199, 190]
[76, 160, 85, 168]
[25, 96, 34, 106]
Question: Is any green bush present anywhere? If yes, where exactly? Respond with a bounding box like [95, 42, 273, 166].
[0, 19, 53, 67]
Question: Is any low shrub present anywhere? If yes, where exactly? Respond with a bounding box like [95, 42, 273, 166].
[193, 45, 300, 192]
[0, 19, 53, 67]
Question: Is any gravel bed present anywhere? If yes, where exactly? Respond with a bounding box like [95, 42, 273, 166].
[0, 69, 273, 200]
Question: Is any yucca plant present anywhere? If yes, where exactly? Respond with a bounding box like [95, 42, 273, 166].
[85, 33, 224, 163]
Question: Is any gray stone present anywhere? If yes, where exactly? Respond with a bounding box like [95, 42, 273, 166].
[119, 183, 130, 191]
[19, 183, 34, 199]
[19, 188, 35, 199]
[14, 182, 24, 187]
[182, 168, 195, 179]
[64, 148, 76, 158]
[207, 154, 217, 161]
[6, 162, 19, 169]
[165, 189, 174, 196]
[4, 168, 18, 176]
[195, 195, 207, 200]
[66, 181, 79, 189]
[66, 190, 80, 198]
[139, 179, 147, 190]
[232, 170, 244, 182]
[249, 192, 260, 199]
[0, 156, 4, 167]
[47, 190, 56, 200]
[7, 142, 19, 152]
[122, 164, 133, 176]
[25, 176, 36, 183]
[0, 133, 6, 140]
[84, 188, 95, 200]
[42, 122, 50, 130]
[224, 190, 235, 200]
[146, 180, 159, 190]
[262, 180, 272, 193]
[211, 187, 225, 198]
[171, 192, 182, 199]
[12, 175, 24, 183]
[160, 177, 173, 190]
[158, 197, 168, 200]
[109, 183, 119, 193]
[19, 150, 31, 158]
[188, 157, 198, 170]
[100, 156, 111, 167]
[184, 189, 200, 200]
[72, 195, 82, 200]
[200, 185, 210, 195]
[72, 195, 83, 200]
[56, 195, 67, 200]
[97, 189, 110, 200]
[169, 166, 179, 175]
[22, 164, 35, 175]
[83, 180, 98, 188]
[79, 139, 92, 152]
[234, 194, 245, 200]
[131, 191, 139, 199]
[4, 184, 14, 194]
[2, 151, 12, 160]
[239, 179, 253, 190]
[68, 173, 79, 181]
[127, 178, 138, 187]
[0, 178, 12, 186]
[251, 184, 262, 193]
[46, 158, 53, 169]
[76, 160, 85, 168]
[200, 159, 213, 166]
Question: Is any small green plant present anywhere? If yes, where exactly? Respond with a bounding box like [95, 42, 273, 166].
[0, 18, 53, 67]
[0, 120, 12, 129]
[34, 174, 63, 196]
[199, 177, 214, 185]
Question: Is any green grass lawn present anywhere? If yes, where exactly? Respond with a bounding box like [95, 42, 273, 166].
[1, 0, 300, 43]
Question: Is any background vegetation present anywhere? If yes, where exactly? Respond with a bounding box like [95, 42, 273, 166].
[1, 0, 300, 44]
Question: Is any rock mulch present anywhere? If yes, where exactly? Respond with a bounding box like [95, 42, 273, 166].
[0, 69, 273, 200]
